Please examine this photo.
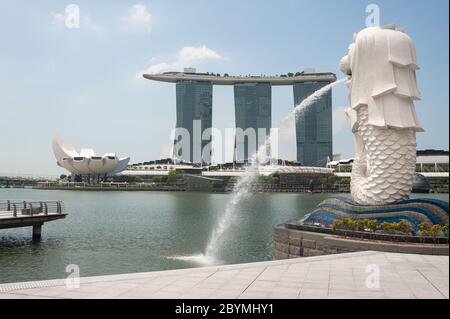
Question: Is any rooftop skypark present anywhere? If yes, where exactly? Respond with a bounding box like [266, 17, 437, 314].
[144, 68, 337, 86]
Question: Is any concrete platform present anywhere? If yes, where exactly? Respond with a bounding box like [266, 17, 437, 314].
[0, 251, 448, 299]
[0, 212, 67, 227]
[0, 200, 67, 240]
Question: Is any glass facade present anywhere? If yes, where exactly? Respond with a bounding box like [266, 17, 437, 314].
[174, 81, 213, 164]
[234, 83, 271, 163]
[293, 81, 332, 167]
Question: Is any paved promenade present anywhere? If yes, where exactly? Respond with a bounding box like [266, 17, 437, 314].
[0, 251, 448, 299]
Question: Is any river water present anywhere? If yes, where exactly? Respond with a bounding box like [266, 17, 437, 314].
[0, 188, 447, 283]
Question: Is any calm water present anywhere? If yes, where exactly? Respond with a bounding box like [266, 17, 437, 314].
[0, 188, 448, 283]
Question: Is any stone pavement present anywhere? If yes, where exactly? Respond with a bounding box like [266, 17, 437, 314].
[0, 251, 448, 299]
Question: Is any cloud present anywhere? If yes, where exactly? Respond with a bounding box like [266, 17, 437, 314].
[179, 46, 222, 63]
[138, 46, 224, 77]
[122, 4, 152, 33]
[143, 62, 173, 75]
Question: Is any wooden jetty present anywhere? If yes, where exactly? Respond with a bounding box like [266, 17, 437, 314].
[0, 200, 67, 241]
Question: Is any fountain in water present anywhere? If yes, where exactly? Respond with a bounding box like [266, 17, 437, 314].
[169, 78, 346, 265]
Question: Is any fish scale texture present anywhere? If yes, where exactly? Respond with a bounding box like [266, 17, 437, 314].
[351, 107, 417, 205]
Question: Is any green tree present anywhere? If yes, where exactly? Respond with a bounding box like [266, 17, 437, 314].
[326, 175, 339, 184]
[152, 176, 165, 183]
[341, 218, 357, 232]
[167, 170, 185, 183]
[397, 221, 412, 235]
[258, 175, 280, 184]
[418, 222, 431, 237]
[381, 222, 394, 234]
[348, 220, 358, 231]
[167, 170, 178, 180]
[228, 177, 238, 183]
[341, 218, 352, 230]
[443, 224, 449, 237]
[356, 220, 366, 231]
[332, 220, 343, 231]
[430, 225, 443, 238]
[365, 220, 378, 232]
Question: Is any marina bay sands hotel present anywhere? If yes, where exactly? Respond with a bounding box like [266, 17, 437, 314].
[144, 68, 336, 167]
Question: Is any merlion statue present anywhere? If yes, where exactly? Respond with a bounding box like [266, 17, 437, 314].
[297, 25, 448, 235]
[340, 24, 423, 205]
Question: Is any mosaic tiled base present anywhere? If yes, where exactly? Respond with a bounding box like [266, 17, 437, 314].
[300, 196, 449, 234]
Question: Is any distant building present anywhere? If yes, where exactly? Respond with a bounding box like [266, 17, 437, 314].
[416, 149, 449, 173]
[52, 136, 130, 180]
[174, 80, 213, 164]
[144, 69, 336, 166]
[327, 150, 449, 177]
[326, 158, 354, 173]
[234, 82, 271, 163]
[124, 158, 203, 176]
[293, 78, 333, 167]
[123, 159, 331, 179]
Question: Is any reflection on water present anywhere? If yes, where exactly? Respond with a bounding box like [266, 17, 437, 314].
[0, 188, 447, 283]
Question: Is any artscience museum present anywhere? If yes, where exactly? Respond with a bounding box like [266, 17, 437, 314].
[52, 136, 130, 181]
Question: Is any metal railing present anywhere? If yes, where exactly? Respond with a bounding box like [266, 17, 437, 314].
[0, 200, 65, 218]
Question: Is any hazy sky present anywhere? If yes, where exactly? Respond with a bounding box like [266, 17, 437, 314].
[0, 0, 448, 176]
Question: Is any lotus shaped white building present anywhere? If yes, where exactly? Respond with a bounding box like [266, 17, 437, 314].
[52, 136, 130, 177]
